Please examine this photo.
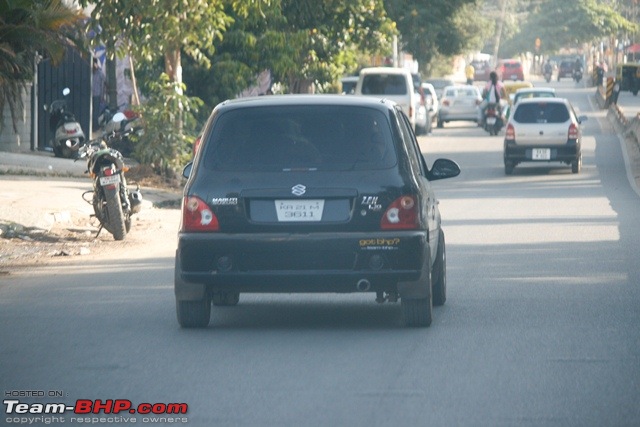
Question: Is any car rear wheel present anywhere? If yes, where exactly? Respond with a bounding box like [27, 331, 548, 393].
[176, 298, 211, 328]
[504, 160, 515, 175]
[401, 264, 433, 327]
[432, 231, 446, 306]
[212, 291, 240, 306]
[571, 154, 582, 174]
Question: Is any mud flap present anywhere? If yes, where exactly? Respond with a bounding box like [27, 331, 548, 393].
[396, 247, 431, 299]
[174, 252, 207, 301]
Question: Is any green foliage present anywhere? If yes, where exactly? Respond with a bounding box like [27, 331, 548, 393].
[384, 0, 477, 66]
[501, 0, 638, 55]
[131, 74, 203, 175]
[0, 0, 84, 132]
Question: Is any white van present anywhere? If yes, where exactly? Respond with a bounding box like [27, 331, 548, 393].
[355, 67, 420, 132]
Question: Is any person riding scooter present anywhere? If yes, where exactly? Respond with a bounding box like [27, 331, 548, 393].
[478, 71, 506, 129]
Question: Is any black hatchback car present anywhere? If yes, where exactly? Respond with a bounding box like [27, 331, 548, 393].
[176, 95, 460, 328]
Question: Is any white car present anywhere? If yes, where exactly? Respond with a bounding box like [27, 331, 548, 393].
[421, 82, 439, 124]
[503, 97, 587, 175]
[355, 67, 420, 132]
[437, 85, 482, 128]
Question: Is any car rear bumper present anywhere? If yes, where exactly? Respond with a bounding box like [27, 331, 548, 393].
[504, 140, 580, 163]
[175, 231, 429, 297]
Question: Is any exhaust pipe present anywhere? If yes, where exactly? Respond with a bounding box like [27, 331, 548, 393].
[356, 278, 371, 292]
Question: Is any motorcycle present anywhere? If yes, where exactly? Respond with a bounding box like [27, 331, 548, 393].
[573, 67, 583, 83]
[44, 88, 86, 158]
[483, 103, 503, 136]
[544, 69, 552, 83]
[77, 113, 143, 241]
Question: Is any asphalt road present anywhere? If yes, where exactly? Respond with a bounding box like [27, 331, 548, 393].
[2, 80, 640, 427]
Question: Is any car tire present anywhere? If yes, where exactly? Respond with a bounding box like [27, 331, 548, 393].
[212, 292, 240, 306]
[504, 160, 515, 175]
[571, 155, 582, 174]
[432, 231, 446, 306]
[437, 118, 444, 128]
[401, 263, 433, 327]
[176, 298, 211, 328]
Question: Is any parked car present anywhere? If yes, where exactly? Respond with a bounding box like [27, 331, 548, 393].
[175, 95, 461, 328]
[340, 76, 358, 94]
[437, 85, 482, 128]
[421, 82, 439, 125]
[557, 60, 574, 81]
[412, 73, 430, 135]
[424, 78, 455, 99]
[355, 67, 420, 133]
[497, 59, 525, 81]
[503, 97, 587, 175]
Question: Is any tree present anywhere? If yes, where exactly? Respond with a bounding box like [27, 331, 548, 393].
[501, 0, 637, 55]
[384, 0, 477, 70]
[0, 0, 84, 132]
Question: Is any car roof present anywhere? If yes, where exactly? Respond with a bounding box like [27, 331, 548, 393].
[217, 94, 397, 112]
[341, 76, 359, 83]
[515, 87, 555, 94]
[359, 67, 411, 75]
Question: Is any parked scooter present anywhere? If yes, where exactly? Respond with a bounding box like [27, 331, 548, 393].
[44, 88, 86, 158]
[483, 103, 503, 136]
[97, 105, 140, 157]
[77, 113, 142, 241]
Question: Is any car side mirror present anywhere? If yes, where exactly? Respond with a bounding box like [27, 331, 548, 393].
[182, 162, 193, 179]
[428, 158, 461, 181]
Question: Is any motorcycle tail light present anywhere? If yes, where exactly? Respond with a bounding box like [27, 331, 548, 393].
[182, 196, 219, 232]
[381, 195, 418, 230]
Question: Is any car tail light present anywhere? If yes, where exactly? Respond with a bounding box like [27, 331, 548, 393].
[505, 123, 515, 140]
[442, 99, 450, 106]
[568, 123, 579, 140]
[409, 105, 414, 118]
[182, 196, 219, 232]
[381, 195, 418, 230]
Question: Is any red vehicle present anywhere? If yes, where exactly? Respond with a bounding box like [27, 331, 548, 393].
[497, 59, 524, 81]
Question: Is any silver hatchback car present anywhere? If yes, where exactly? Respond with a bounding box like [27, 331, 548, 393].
[503, 97, 587, 174]
[437, 85, 482, 128]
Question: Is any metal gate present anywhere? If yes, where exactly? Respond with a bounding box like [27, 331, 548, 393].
[36, 48, 91, 151]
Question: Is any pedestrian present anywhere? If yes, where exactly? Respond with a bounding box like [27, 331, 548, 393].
[92, 57, 106, 129]
[465, 62, 475, 85]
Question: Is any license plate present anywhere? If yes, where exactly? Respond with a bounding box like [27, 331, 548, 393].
[99, 174, 121, 186]
[486, 117, 496, 125]
[531, 149, 551, 160]
[510, 74, 517, 80]
[275, 199, 324, 222]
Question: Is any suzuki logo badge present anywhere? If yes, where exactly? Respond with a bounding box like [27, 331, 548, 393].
[291, 184, 306, 196]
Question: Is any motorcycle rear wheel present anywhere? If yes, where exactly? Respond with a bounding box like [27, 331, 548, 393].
[105, 190, 127, 241]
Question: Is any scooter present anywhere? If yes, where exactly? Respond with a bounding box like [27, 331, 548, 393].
[573, 67, 583, 83]
[44, 88, 86, 158]
[483, 103, 503, 136]
[77, 113, 142, 241]
[544, 70, 552, 83]
[96, 104, 140, 157]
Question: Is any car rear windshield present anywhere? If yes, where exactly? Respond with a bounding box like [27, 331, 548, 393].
[202, 105, 398, 172]
[503, 62, 521, 69]
[513, 102, 570, 124]
[361, 74, 408, 95]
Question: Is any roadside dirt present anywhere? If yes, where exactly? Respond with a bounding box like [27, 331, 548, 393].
[0, 171, 182, 272]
